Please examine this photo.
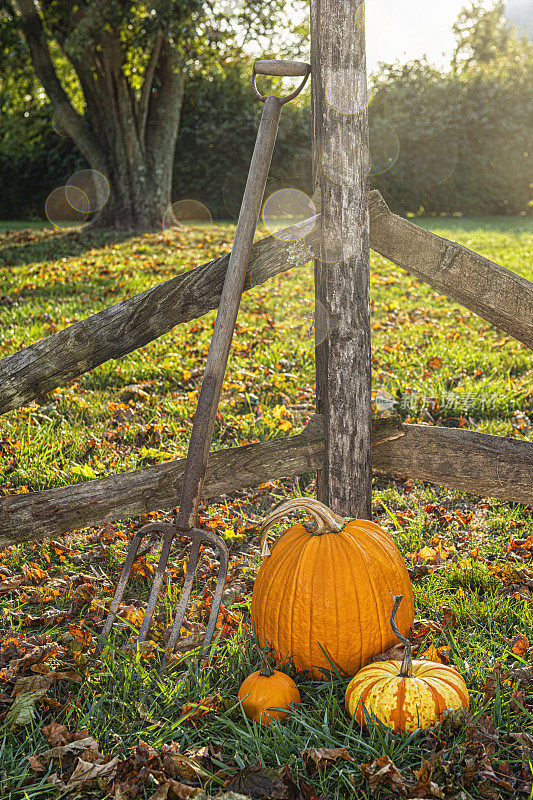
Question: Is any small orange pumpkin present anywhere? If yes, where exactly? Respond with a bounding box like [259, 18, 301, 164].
[345, 595, 469, 733]
[238, 646, 300, 726]
[251, 498, 414, 679]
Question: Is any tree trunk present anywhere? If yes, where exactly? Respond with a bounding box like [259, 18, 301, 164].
[84, 44, 186, 231]
[16, 1, 185, 232]
[87, 149, 178, 232]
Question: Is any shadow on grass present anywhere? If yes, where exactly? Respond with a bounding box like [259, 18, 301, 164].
[0, 225, 136, 270]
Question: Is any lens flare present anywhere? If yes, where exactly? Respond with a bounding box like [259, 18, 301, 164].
[304, 219, 361, 265]
[262, 189, 318, 241]
[322, 128, 371, 186]
[368, 120, 400, 176]
[407, 139, 458, 189]
[432, 152, 458, 186]
[52, 118, 67, 137]
[222, 169, 248, 219]
[322, 132, 352, 186]
[163, 200, 212, 243]
[66, 170, 110, 213]
[45, 186, 89, 229]
[326, 69, 372, 115]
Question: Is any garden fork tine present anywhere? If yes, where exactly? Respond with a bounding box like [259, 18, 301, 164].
[96, 528, 146, 654]
[97, 521, 229, 659]
[136, 524, 229, 659]
[162, 528, 229, 668]
[136, 523, 176, 643]
[97, 58, 310, 660]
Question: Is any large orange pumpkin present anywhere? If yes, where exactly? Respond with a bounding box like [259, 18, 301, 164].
[250, 498, 414, 679]
[345, 595, 469, 732]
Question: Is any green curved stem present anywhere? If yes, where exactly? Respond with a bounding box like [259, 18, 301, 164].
[254, 644, 275, 677]
[390, 595, 413, 677]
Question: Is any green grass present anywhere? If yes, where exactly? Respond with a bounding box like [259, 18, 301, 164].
[0, 216, 532, 798]
[0, 219, 49, 233]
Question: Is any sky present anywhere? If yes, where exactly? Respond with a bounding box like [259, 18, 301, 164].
[364, 0, 490, 73]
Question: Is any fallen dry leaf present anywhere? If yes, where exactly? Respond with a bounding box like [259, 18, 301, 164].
[27, 755, 46, 772]
[42, 720, 91, 747]
[8, 608, 69, 627]
[67, 755, 120, 788]
[483, 669, 500, 705]
[148, 780, 204, 800]
[181, 693, 220, 722]
[368, 643, 405, 663]
[281, 765, 320, 800]
[40, 737, 101, 764]
[137, 702, 163, 728]
[225, 763, 288, 799]
[412, 757, 445, 799]
[301, 746, 353, 774]
[161, 747, 211, 782]
[509, 634, 529, 658]
[11, 642, 59, 673]
[511, 731, 533, 770]
[0, 577, 22, 595]
[410, 619, 442, 643]
[12, 673, 53, 697]
[510, 685, 526, 713]
[465, 714, 500, 757]
[359, 754, 409, 796]
[6, 689, 48, 729]
[419, 644, 443, 663]
[476, 759, 515, 799]
[439, 604, 456, 630]
[427, 356, 443, 371]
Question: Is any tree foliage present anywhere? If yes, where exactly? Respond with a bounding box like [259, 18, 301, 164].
[451, 0, 526, 68]
[0, 0, 531, 220]
[0, 0, 305, 228]
[369, 49, 532, 216]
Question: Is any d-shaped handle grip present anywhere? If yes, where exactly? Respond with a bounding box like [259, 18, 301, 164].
[253, 60, 310, 77]
[252, 59, 311, 104]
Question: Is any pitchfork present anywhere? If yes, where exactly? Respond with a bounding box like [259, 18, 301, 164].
[96, 59, 311, 663]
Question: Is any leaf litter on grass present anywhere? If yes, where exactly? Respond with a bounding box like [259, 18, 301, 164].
[0, 219, 532, 799]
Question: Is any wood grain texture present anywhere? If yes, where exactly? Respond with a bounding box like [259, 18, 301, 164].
[311, 0, 372, 518]
[372, 424, 533, 506]
[1, 416, 531, 550]
[0, 415, 402, 549]
[1, 193, 531, 416]
[369, 191, 533, 349]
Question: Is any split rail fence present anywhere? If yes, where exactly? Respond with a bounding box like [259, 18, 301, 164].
[0, 190, 531, 550]
[0, 0, 531, 550]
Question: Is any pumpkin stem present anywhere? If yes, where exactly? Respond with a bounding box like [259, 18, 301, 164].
[259, 497, 346, 556]
[254, 645, 275, 677]
[390, 595, 413, 678]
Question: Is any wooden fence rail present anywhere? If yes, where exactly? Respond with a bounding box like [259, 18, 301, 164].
[370, 193, 533, 348]
[1, 191, 531, 417]
[1, 415, 531, 550]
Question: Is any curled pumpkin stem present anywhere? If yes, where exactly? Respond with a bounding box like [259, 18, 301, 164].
[254, 644, 275, 677]
[390, 595, 413, 677]
[259, 497, 346, 556]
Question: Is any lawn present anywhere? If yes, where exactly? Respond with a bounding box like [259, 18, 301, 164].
[0, 216, 532, 799]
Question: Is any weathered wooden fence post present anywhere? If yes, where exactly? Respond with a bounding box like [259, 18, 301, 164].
[310, 0, 372, 517]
